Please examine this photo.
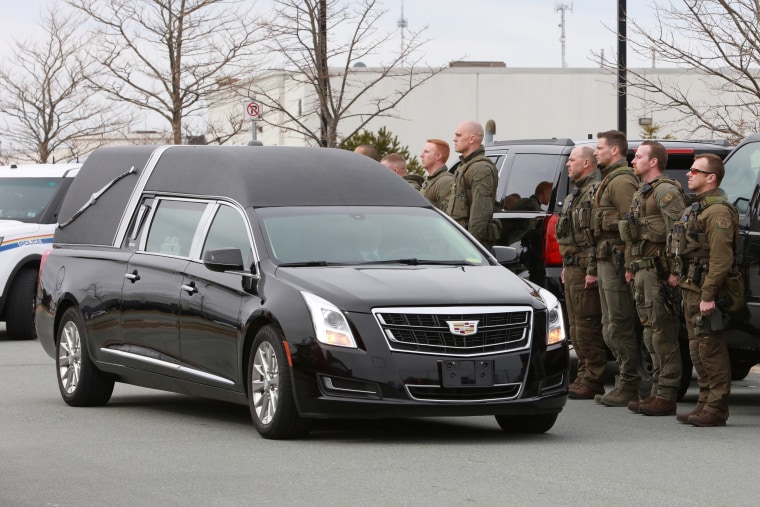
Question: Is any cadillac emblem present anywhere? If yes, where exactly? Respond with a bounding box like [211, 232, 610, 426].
[447, 320, 478, 336]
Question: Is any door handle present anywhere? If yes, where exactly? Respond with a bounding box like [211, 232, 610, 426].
[124, 270, 140, 283]
[181, 282, 198, 295]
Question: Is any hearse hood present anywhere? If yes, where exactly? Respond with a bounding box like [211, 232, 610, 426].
[273, 265, 542, 313]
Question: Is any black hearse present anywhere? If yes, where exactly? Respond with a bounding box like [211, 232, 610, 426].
[35, 145, 568, 439]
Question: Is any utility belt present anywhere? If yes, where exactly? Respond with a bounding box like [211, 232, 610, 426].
[563, 252, 591, 268]
[628, 255, 669, 278]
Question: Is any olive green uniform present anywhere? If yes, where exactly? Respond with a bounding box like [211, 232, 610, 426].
[446, 146, 500, 249]
[404, 174, 425, 191]
[624, 176, 687, 402]
[556, 171, 606, 393]
[513, 195, 542, 211]
[421, 166, 454, 211]
[668, 188, 739, 422]
[592, 158, 641, 397]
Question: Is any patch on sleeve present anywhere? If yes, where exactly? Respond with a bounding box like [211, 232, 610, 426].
[715, 217, 731, 230]
[662, 193, 674, 204]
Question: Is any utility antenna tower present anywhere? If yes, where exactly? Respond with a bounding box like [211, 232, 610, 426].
[397, 0, 408, 52]
[556, 2, 573, 68]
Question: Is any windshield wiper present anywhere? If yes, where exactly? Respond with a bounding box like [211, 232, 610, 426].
[278, 261, 339, 267]
[360, 258, 476, 266]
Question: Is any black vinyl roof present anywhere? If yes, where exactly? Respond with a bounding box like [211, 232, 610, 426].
[144, 145, 428, 207]
[55, 145, 430, 246]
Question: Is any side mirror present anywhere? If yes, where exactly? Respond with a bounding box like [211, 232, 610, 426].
[203, 248, 245, 272]
[492, 245, 519, 265]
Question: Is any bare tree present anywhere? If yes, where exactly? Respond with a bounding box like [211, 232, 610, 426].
[254, 0, 444, 147]
[0, 3, 131, 163]
[198, 78, 248, 145]
[603, 0, 760, 140]
[68, 0, 264, 145]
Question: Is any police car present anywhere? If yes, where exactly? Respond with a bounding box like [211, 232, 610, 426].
[0, 162, 80, 339]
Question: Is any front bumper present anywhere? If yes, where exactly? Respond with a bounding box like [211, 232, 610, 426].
[289, 310, 569, 419]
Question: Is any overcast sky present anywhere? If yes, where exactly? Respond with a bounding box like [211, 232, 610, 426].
[0, 0, 664, 140]
[0, 0, 661, 68]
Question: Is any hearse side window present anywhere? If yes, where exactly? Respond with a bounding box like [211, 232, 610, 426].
[145, 200, 206, 257]
[497, 153, 558, 208]
[202, 204, 253, 266]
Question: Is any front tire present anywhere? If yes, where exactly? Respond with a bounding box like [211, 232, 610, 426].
[5, 268, 38, 340]
[56, 307, 114, 406]
[495, 413, 558, 434]
[248, 325, 311, 439]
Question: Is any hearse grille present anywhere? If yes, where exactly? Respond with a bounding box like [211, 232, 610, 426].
[373, 306, 532, 357]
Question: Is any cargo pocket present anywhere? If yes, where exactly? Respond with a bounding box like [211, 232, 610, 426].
[635, 287, 652, 327]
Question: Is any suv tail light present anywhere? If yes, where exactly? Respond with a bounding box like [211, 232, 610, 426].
[542, 214, 563, 267]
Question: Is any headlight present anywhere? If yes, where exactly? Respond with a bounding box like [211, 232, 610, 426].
[301, 292, 357, 348]
[538, 287, 566, 346]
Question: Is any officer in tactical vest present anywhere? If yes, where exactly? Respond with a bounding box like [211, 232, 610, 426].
[447, 121, 500, 250]
[667, 153, 739, 427]
[625, 141, 688, 416]
[557, 146, 607, 399]
[591, 130, 641, 407]
[419, 139, 455, 211]
[381, 153, 425, 191]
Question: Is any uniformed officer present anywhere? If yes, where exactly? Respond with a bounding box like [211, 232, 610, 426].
[381, 153, 424, 191]
[667, 153, 739, 427]
[591, 130, 641, 407]
[625, 141, 687, 416]
[419, 139, 454, 211]
[447, 121, 500, 250]
[557, 146, 607, 399]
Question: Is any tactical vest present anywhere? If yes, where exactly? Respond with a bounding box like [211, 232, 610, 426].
[620, 176, 686, 259]
[557, 176, 598, 266]
[666, 195, 739, 281]
[448, 155, 499, 222]
[591, 166, 635, 257]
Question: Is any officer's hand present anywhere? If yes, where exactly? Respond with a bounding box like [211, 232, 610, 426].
[625, 270, 634, 284]
[584, 274, 597, 289]
[700, 300, 716, 316]
[668, 274, 679, 288]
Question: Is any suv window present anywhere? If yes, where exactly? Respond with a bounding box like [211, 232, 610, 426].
[498, 153, 559, 208]
[0, 177, 64, 222]
[722, 141, 760, 213]
[145, 199, 206, 257]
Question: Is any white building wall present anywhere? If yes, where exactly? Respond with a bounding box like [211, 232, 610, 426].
[210, 66, 737, 165]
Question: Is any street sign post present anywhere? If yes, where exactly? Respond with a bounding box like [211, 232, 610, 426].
[244, 99, 262, 142]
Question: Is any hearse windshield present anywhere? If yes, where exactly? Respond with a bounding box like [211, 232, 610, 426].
[259, 206, 490, 266]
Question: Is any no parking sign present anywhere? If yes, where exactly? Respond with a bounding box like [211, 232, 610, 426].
[244, 100, 262, 120]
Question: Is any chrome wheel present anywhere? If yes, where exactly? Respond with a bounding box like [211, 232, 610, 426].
[251, 340, 280, 425]
[58, 320, 82, 394]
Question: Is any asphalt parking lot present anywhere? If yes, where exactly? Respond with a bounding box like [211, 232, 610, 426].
[2, 322, 760, 506]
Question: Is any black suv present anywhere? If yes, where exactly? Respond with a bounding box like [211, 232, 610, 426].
[484, 138, 747, 395]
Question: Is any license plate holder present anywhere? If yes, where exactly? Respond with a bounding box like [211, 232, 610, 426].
[441, 360, 494, 387]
